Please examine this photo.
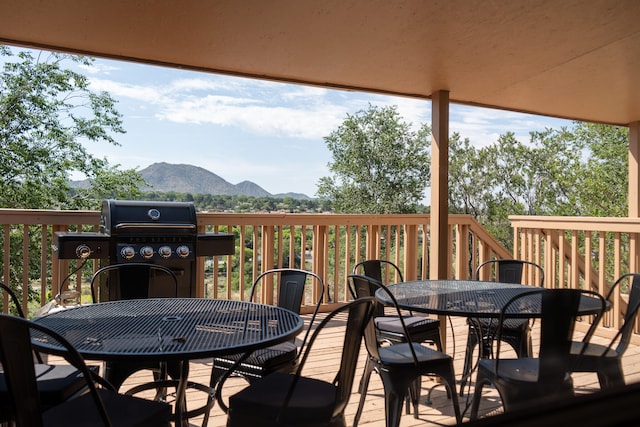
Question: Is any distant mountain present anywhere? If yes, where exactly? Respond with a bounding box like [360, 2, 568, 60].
[234, 180, 271, 198]
[139, 163, 240, 194]
[70, 162, 312, 199]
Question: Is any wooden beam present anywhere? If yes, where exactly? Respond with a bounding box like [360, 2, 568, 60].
[629, 121, 640, 271]
[430, 90, 450, 280]
[630, 121, 640, 217]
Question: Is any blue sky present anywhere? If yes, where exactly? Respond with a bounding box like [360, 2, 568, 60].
[7, 47, 574, 198]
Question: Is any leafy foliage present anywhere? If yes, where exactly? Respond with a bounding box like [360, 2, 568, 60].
[139, 191, 332, 213]
[0, 46, 144, 210]
[448, 121, 629, 248]
[318, 103, 628, 250]
[317, 104, 430, 213]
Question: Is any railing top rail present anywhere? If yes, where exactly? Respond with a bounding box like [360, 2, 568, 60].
[510, 215, 640, 233]
[0, 208, 486, 228]
[0, 209, 100, 225]
[196, 212, 484, 227]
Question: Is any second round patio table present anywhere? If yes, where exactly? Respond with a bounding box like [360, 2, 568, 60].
[376, 279, 605, 318]
[375, 279, 607, 413]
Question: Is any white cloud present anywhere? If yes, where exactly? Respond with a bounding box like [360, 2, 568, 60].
[89, 78, 169, 104]
[88, 73, 351, 140]
[281, 85, 328, 100]
[450, 105, 573, 148]
[78, 62, 119, 75]
[157, 97, 345, 140]
[168, 78, 232, 92]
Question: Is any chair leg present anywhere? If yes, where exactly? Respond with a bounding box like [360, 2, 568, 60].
[518, 330, 533, 358]
[353, 358, 375, 427]
[460, 330, 478, 396]
[432, 332, 444, 353]
[383, 389, 407, 427]
[358, 358, 375, 394]
[598, 362, 625, 389]
[441, 361, 462, 424]
[469, 378, 488, 421]
[406, 333, 442, 417]
[408, 377, 421, 418]
[379, 370, 415, 427]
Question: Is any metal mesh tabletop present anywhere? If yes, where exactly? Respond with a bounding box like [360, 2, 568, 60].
[378, 280, 604, 318]
[32, 298, 303, 362]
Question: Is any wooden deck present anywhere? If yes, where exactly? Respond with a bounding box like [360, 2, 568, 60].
[115, 312, 640, 426]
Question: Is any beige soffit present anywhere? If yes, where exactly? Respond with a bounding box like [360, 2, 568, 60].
[1, 0, 640, 126]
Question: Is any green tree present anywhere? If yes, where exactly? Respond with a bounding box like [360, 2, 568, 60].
[0, 46, 144, 210]
[569, 122, 628, 217]
[317, 104, 430, 214]
[448, 122, 628, 250]
[448, 132, 486, 217]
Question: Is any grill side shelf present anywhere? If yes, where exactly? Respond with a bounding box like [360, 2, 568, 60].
[53, 232, 110, 259]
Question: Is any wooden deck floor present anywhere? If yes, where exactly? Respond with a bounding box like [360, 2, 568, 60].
[117, 312, 640, 427]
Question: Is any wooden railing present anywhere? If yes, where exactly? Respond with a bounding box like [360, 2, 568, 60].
[511, 215, 640, 343]
[1, 209, 509, 316]
[2, 208, 634, 342]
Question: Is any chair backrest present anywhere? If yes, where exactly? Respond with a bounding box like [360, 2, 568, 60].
[348, 274, 420, 363]
[475, 259, 544, 287]
[90, 263, 179, 303]
[602, 273, 640, 356]
[0, 314, 110, 427]
[353, 259, 404, 286]
[348, 271, 385, 317]
[278, 297, 376, 422]
[249, 268, 325, 355]
[0, 280, 50, 364]
[495, 288, 606, 386]
[0, 280, 25, 318]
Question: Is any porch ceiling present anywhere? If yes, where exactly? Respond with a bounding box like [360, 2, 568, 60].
[1, 0, 640, 126]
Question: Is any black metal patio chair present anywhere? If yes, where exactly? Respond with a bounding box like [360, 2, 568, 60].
[460, 259, 544, 395]
[352, 260, 443, 418]
[569, 272, 640, 389]
[0, 313, 172, 426]
[89, 263, 181, 391]
[469, 288, 606, 420]
[225, 297, 376, 427]
[352, 259, 443, 350]
[211, 268, 324, 414]
[0, 280, 95, 424]
[350, 274, 461, 427]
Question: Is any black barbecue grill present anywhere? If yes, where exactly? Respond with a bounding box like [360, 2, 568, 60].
[53, 199, 234, 299]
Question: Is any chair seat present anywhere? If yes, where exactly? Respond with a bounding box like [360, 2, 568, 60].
[227, 366, 338, 426]
[479, 358, 541, 382]
[569, 341, 623, 389]
[471, 317, 530, 332]
[214, 341, 298, 377]
[375, 315, 439, 335]
[378, 342, 452, 366]
[43, 388, 172, 427]
[104, 359, 182, 391]
[570, 341, 618, 359]
[477, 358, 574, 402]
[0, 363, 97, 414]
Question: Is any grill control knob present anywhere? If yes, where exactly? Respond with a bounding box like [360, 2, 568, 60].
[121, 246, 135, 260]
[158, 246, 172, 258]
[140, 246, 154, 259]
[75, 244, 92, 259]
[176, 245, 190, 258]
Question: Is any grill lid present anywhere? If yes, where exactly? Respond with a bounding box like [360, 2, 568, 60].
[101, 200, 197, 236]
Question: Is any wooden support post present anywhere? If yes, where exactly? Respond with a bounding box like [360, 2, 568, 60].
[430, 90, 450, 348]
